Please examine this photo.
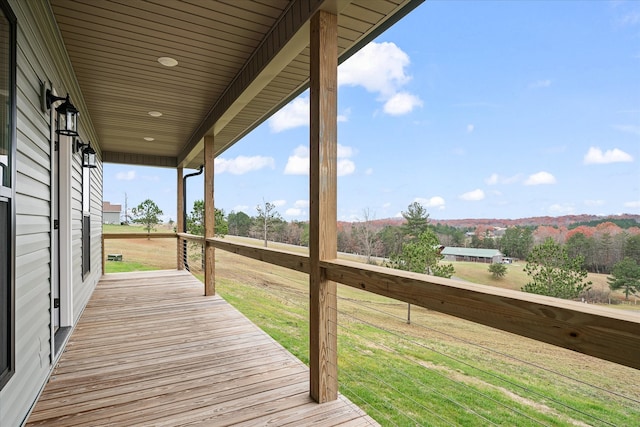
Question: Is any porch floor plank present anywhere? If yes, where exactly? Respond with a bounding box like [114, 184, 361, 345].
[27, 270, 378, 426]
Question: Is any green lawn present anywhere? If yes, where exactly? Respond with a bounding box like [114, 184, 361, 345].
[211, 248, 640, 427]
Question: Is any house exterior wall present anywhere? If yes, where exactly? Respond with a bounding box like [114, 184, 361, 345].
[0, 1, 103, 426]
[103, 211, 120, 224]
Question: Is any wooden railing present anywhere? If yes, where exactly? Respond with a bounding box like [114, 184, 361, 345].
[206, 237, 640, 371]
[102, 232, 640, 371]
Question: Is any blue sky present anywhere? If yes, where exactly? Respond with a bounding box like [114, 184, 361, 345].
[104, 1, 640, 223]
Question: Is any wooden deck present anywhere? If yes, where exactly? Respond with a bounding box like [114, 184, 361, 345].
[27, 270, 377, 426]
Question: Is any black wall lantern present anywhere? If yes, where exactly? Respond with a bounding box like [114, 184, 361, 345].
[40, 83, 79, 137]
[74, 139, 97, 169]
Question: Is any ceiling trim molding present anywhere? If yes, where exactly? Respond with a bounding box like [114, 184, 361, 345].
[102, 151, 177, 168]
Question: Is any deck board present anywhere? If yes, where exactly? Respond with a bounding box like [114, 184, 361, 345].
[27, 270, 378, 426]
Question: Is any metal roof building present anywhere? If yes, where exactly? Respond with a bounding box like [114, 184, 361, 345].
[441, 247, 503, 264]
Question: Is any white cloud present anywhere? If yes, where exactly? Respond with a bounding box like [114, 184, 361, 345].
[116, 170, 136, 180]
[365, 168, 374, 175]
[619, 11, 640, 26]
[549, 203, 575, 214]
[269, 97, 309, 133]
[529, 79, 552, 89]
[284, 144, 356, 176]
[294, 200, 309, 208]
[524, 171, 556, 185]
[414, 196, 446, 210]
[233, 205, 249, 213]
[485, 172, 521, 185]
[485, 173, 499, 185]
[215, 155, 275, 174]
[269, 97, 353, 132]
[624, 200, 640, 209]
[338, 108, 351, 123]
[583, 147, 633, 164]
[612, 124, 640, 136]
[467, 124, 475, 133]
[284, 146, 309, 175]
[459, 189, 485, 201]
[584, 199, 605, 207]
[339, 41, 421, 116]
[337, 159, 356, 176]
[339, 41, 411, 96]
[270, 42, 421, 132]
[382, 202, 391, 208]
[285, 208, 302, 216]
[337, 144, 355, 158]
[383, 92, 423, 115]
[272, 199, 287, 207]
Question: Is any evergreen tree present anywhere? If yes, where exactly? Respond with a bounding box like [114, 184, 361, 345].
[522, 238, 591, 299]
[186, 200, 227, 237]
[608, 257, 640, 300]
[401, 202, 430, 242]
[489, 263, 507, 279]
[624, 235, 640, 264]
[228, 211, 252, 236]
[388, 228, 454, 278]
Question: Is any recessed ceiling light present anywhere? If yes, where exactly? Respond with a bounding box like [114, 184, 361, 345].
[144, 137, 155, 142]
[148, 111, 162, 117]
[157, 57, 178, 67]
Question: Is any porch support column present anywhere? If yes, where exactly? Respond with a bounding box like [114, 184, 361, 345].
[309, 9, 338, 403]
[204, 135, 215, 296]
[177, 167, 184, 270]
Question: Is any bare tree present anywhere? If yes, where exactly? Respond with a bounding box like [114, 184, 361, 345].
[255, 200, 281, 247]
[354, 208, 382, 264]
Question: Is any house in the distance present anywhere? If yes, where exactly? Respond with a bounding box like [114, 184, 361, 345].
[102, 202, 121, 224]
[441, 247, 504, 264]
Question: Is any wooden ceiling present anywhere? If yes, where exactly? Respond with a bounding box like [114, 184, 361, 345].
[50, 0, 423, 169]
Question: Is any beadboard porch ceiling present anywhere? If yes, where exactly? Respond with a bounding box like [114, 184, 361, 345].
[49, 0, 423, 169]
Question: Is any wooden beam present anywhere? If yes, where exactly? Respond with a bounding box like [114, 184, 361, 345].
[177, 0, 326, 167]
[102, 233, 176, 239]
[309, 10, 338, 403]
[204, 135, 215, 296]
[102, 151, 177, 168]
[101, 234, 105, 275]
[209, 238, 310, 274]
[177, 167, 184, 270]
[321, 259, 640, 371]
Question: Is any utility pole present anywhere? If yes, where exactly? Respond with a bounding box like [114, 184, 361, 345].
[124, 192, 129, 224]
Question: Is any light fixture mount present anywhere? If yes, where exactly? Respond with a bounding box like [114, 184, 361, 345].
[40, 82, 80, 137]
[74, 138, 97, 169]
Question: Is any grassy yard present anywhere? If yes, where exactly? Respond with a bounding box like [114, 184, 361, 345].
[101, 228, 640, 425]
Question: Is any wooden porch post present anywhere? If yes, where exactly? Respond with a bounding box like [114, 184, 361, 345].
[177, 167, 184, 270]
[309, 9, 338, 403]
[204, 135, 215, 296]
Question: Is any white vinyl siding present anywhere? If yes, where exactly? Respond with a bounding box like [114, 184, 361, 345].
[0, 1, 103, 425]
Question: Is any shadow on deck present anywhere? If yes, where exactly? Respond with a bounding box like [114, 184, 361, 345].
[27, 270, 377, 426]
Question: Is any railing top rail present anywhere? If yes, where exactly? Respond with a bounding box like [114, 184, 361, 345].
[178, 232, 205, 243]
[103, 232, 177, 239]
[207, 237, 640, 370]
[321, 259, 640, 370]
[208, 237, 310, 273]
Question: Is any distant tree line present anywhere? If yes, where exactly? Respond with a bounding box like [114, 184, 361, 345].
[180, 198, 640, 301]
[184, 198, 640, 276]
